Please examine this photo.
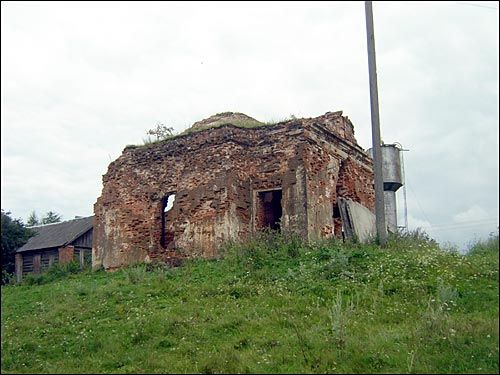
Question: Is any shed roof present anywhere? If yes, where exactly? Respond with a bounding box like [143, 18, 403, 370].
[17, 216, 94, 253]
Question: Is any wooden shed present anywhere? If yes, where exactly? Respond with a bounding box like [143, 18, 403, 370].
[15, 216, 93, 282]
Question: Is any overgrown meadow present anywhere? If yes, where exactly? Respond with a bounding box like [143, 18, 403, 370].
[1, 231, 498, 374]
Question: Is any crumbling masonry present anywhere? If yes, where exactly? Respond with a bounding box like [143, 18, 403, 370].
[93, 111, 375, 270]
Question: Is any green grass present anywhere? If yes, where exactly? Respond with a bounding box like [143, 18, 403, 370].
[1, 230, 498, 374]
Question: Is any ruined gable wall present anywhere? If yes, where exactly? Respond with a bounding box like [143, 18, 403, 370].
[93, 124, 308, 270]
[301, 113, 375, 240]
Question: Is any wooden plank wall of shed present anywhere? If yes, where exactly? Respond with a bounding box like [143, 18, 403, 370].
[72, 229, 93, 249]
[21, 248, 59, 275]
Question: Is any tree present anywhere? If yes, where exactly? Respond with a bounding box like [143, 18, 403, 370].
[147, 122, 174, 141]
[1, 210, 34, 284]
[27, 210, 62, 226]
[41, 211, 62, 225]
[26, 210, 39, 226]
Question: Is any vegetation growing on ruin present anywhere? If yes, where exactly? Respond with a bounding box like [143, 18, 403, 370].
[124, 116, 298, 150]
[1, 230, 498, 374]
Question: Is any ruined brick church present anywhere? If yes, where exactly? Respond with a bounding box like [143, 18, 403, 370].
[93, 111, 375, 270]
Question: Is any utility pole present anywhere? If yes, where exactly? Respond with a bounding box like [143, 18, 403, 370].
[365, 1, 387, 245]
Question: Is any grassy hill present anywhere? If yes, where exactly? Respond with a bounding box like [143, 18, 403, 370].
[1, 231, 498, 374]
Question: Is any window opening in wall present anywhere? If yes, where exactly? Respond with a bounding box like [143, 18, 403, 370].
[256, 189, 283, 231]
[161, 193, 176, 248]
[83, 249, 92, 267]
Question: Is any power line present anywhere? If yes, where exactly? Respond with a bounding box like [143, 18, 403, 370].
[455, 2, 499, 10]
[412, 218, 498, 232]
[376, 1, 498, 10]
[405, 178, 432, 225]
[429, 223, 498, 233]
[428, 219, 498, 231]
[431, 217, 499, 226]
[404, 178, 498, 231]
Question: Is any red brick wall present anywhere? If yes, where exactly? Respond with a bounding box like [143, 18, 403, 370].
[58, 245, 75, 265]
[336, 157, 375, 209]
[93, 112, 374, 270]
[93, 122, 309, 270]
[302, 116, 375, 241]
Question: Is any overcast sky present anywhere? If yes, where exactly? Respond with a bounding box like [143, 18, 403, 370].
[2, 1, 498, 251]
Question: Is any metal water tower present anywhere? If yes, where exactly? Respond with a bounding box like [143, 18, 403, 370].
[367, 143, 407, 232]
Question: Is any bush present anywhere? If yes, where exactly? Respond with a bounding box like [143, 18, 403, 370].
[387, 228, 438, 249]
[321, 251, 350, 280]
[221, 229, 308, 266]
[22, 261, 82, 286]
[46, 261, 80, 278]
[1, 270, 16, 285]
[314, 237, 344, 262]
[23, 273, 47, 285]
[1, 210, 35, 284]
[124, 264, 148, 284]
[467, 230, 499, 256]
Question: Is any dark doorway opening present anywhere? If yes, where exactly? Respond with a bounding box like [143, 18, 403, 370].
[161, 193, 176, 249]
[333, 202, 344, 240]
[256, 189, 283, 231]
